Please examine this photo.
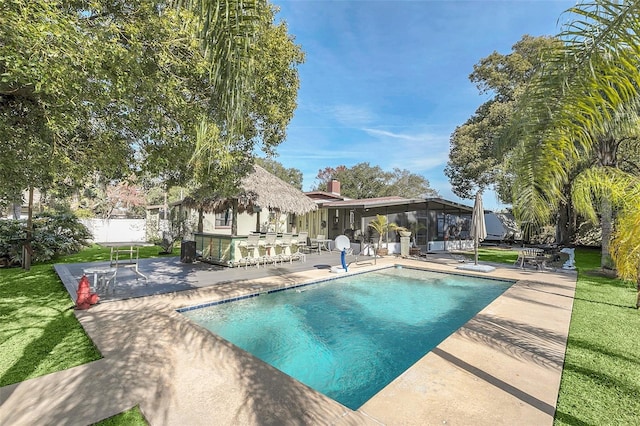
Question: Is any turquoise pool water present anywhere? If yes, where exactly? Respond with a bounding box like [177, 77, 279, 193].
[180, 267, 513, 410]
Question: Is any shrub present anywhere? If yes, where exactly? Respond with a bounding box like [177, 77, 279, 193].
[0, 220, 25, 266]
[529, 225, 556, 245]
[0, 213, 91, 266]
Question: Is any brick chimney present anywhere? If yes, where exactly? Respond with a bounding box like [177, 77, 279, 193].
[327, 179, 341, 195]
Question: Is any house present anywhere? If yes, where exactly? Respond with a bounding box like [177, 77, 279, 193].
[155, 165, 317, 265]
[301, 180, 476, 254]
[153, 171, 487, 263]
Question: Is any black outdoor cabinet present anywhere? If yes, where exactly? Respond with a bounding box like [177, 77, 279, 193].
[180, 240, 196, 263]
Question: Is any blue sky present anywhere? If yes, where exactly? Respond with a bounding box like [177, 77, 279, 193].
[269, 0, 576, 210]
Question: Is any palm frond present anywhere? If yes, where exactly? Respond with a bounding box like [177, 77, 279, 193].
[572, 166, 640, 222]
[171, 0, 267, 132]
[502, 0, 640, 226]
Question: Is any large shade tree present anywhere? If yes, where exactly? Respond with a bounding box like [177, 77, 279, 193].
[314, 163, 439, 199]
[0, 0, 302, 267]
[503, 0, 640, 278]
[446, 35, 562, 202]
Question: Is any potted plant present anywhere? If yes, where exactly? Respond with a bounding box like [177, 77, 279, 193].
[398, 229, 412, 237]
[368, 214, 404, 256]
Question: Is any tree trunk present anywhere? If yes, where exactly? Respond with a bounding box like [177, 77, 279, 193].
[596, 136, 619, 270]
[569, 207, 578, 244]
[556, 201, 570, 245]
[197, 208, 204, 233]
[600, 198, 614, 269]
[11, 201, 21, 219]
[636, 265, 640, 309]
[22, 187, 34, 271]
[231, 199, 238, 236]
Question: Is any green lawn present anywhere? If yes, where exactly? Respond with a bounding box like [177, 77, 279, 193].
[0, 260, 102, 388]
[0, 244, 171, 425]
[1, 245, 638, 424]
[553, 248, 640, 425]
[92, 406, 148, 426]
[0, 244, 172, 386]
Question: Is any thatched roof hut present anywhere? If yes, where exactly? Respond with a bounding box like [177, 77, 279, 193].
[183, 164, 317, 215]
[239, 165, 318, 215]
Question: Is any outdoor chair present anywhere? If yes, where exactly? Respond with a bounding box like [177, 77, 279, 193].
[290, 249, 306, 263]
[84, 266, 118, 295]
[277, 233, 293, 263]
[309, 234, 326, 254]
[260, 232, 280, 265]
[516, 248, 549, 270]
[236, 234, 261, 268]
[293, 231, 308, 254]
[235, 237, 260, 269]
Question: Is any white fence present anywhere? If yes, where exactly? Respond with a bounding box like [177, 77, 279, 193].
[80, 219, 147, 243]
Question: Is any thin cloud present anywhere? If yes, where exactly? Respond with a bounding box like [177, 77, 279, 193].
[271, 0, 573, 209]
[330, 104, 376, 126]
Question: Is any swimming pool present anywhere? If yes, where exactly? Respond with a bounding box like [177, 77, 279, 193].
[180, 266, 514, 410]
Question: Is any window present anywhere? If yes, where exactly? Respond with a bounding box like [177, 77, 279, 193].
[215, 209, 232, 228]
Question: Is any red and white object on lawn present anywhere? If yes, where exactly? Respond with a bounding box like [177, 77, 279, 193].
[75, 274, 99, 309]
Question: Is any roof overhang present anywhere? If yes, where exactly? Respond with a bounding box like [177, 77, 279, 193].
[325, 197, 425, 210]
[317, 197, 474, 213]
[424, 197, 473, 212]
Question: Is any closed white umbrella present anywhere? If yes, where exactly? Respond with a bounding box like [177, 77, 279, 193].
[470, 192, 487, 265]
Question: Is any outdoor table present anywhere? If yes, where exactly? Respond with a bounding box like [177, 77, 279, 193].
[102, 242, 150, 280]
[310, 238, 333, 253]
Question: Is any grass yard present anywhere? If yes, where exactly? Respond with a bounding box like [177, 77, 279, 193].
[553, 248, 640, 425]
[92, 406, 148, 426]
[0, 244, 170, 388]
[0, 244, 171, 425]
[1, 244, 638, 425]
[0, 260, 102, 388]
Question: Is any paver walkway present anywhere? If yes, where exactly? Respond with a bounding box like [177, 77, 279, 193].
[0, 253, 577, 425]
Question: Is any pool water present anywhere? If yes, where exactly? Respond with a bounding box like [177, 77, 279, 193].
[181, 267, 513, 410]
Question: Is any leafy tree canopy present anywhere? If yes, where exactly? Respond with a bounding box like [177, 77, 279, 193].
[445, 35, 562, 201]
[314, 163, 439, 199]
[500, 0, 640, 270]
[1, 0, 303, 213]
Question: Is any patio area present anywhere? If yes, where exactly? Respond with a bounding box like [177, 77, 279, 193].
[1, 252, 577, 425]
[53, 250, 365, 302]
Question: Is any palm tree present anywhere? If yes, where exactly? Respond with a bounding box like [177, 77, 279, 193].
[368, 214, 403, 255]
[173, 0, 267, 136]
[610, 206, 640, 309]
[503, 0, 640, 269]
[573, 168, 640, 308]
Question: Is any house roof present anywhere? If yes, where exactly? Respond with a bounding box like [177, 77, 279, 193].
[181, 165, 318, 215]
[314, 196, 474, 212]
[424, 197, 474, 212]
[304, 191, 346, 202]
[322, 196, 421, 209]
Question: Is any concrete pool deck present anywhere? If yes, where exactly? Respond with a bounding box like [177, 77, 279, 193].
[0, 253, 577, 425]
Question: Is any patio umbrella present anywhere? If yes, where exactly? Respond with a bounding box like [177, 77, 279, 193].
[470, 191, 487, 265]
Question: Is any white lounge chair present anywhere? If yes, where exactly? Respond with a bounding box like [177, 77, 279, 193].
[293, 231, 308, 255]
